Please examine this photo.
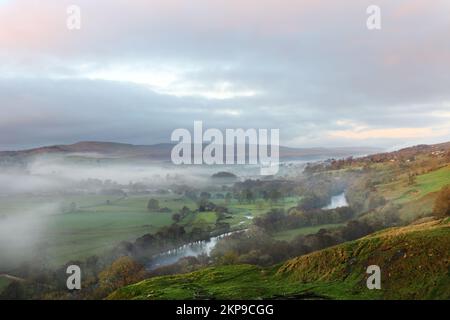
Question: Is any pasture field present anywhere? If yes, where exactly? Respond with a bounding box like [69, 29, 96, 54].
[0, 192, 302, 266]
[378, 165, 450, 203]
[375, 164, 450, 221]
[0, 194, 185, 266]
[221, 196, 302, 226]
[272, 223, 345, 241]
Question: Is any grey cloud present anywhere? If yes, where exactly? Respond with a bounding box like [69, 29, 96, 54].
[0, 0, 449, 149]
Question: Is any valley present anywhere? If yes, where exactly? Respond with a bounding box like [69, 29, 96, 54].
[0, 141, 449, 300]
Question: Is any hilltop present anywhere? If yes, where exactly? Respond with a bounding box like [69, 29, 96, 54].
[108, 218, 450, 300]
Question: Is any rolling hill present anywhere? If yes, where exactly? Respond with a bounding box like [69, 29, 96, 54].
[108, 218, 450, 300]
[0, 141, 381, 162]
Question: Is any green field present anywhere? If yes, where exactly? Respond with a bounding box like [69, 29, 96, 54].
[272, 223, 345, 241]
[375, 164, 450, 221]
[0, 194, 189, 266]
[0, 193, 301, 267]
[219, 196, 303, 228]
[379, 165, 450, 203]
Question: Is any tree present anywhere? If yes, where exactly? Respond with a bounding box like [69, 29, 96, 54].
[244, 189, 254, 203]
[200, 192, 211, 200]
[172, 213, 181, 223]
[98, 256, 147, 295]
[268, 190, 282, 204]
[147, 199, 160, 211]
[219, 251, 239, 265]
[433, 185, 450, 217]
[180, 206, 191, 218]
[225, 192, 232, 205]
[299, 193, 320, 210]
[407, 172, 416, 186]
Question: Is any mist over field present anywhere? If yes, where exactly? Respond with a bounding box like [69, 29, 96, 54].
[0, 203, 61, 270]
[0, 156, 208, 195]
[0, 146, 315, 271]
[0, 149, 317, 196]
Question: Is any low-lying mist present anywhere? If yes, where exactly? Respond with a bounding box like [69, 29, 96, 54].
[0, 154, 218, 196]
[0, 203, 61, 271]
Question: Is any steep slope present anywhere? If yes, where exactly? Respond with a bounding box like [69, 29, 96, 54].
[108, 219, 450, 300]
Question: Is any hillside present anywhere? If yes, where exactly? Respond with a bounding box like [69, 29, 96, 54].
[0, 141, 381, 162]
[108, 218, 450, 300]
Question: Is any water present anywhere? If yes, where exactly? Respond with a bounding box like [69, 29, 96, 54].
[322, 192, 348, 209]
[146, 230, 245, 270]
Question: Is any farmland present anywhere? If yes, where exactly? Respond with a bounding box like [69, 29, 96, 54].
[0, 192, 304, 267]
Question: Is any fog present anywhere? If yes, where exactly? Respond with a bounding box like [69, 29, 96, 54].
[0, 154, 219, 196]
[0, 152, 309, 271]
[0, 153, 301, 196]
[0, 203, 61, 271]
[33, 154, 233, 183]
[0, 172, 68, 195]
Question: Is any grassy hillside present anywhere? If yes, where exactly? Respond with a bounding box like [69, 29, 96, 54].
[109, 218, 450, 300]
[379, 165, 450, 204]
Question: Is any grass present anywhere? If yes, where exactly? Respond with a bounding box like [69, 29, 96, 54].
[374, 165, 450, 221]
[0, 194, 178, 266]
[181, 211, 218, 232]
[0, 193, 299, 267]
[220, 197, 302, 229]
[379, 165, 450, 204]
[109, 218, 450, 300]
[272, 223, 345, 241]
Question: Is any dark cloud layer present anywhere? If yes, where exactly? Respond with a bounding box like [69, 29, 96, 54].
[0, 0, 449, 150]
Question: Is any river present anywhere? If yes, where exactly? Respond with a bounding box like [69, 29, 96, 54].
[322, 192, 348, 210]
[147, 193, 348, 270]
[146, 230, 245, 270]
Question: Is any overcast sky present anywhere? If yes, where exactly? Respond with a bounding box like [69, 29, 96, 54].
[0, 0, 449, 150]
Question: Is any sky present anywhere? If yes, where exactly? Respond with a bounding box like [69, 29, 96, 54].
[0, 0, 449, 150]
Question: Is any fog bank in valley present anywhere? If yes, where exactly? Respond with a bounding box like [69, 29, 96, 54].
[0, 203, 61, 271]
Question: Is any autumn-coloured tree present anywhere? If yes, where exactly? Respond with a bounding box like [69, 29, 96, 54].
[98, 256, 148, 294]
[433, 185, 450, 217]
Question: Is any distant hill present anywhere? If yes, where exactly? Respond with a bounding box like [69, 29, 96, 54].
[0, 141, 173, 159]
[361, 142, 450, 162]
[0, 141, 381, 162]
[108, 218, 450, 300]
